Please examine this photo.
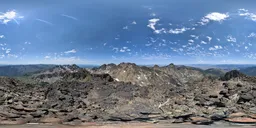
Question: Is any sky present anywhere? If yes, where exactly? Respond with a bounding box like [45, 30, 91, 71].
[1, 0, 256, 65]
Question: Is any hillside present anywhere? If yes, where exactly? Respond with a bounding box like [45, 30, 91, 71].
[0, 65, 55, 77]
[240, 67, 256, 76]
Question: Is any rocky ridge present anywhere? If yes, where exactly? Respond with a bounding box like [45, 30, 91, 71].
[0, 63, 255, 126]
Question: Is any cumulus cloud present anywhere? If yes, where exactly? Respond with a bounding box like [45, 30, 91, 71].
[0, 35, 5, 38]
[238, 9, 256, 21]
[190, 35, 199, 39]
[147, 18, 160, 31]
[188, 39, 194, 43]
[199, 12, 229, 25]
[201, 41, 207, 44]
[64, 49, 76, 54]
[248, 33, 256, 38]
[209, 45, 223, 51]
[206, 36, 212, 42]
[119, 47, 131, 53]
[226, 35, 236, 42]
[147, 18, 167, 34]
[0, 10, 23, 24]
[169, 27, 190, 34]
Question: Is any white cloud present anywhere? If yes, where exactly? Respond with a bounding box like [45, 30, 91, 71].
[132, 21, 137, 25]
[209, 45, 223, 51]
[119, 47, 131, 53]
[145, 43, 152, 46]
[154, 28, 166, 34]
[120, 49, 126, 52]
[248, 33, 256, 38]
[44, 56, 51, 59]
[0, 10, 23, 24]
[0, 54, 4, 58]
[190, 35, 199, 39]
[64, 49, 76, 54]
[238, 9, 256, 21]
[123, 26, 128, 30]
[0, 35, 5, 38]
[0, 43, 6, 46]
[147, 19, 167, 34]
[206, 36, 212, 42]
[169, 27, 190, 34]
[147, 18, 160, 31]
[7, 54, 18, 58]
[226, 35, 236, 42]
[24, 42, 31, 45]
[142, 53, 171, 60]
[36, 19, 54, 26]
[199, 12, 229, 25]
[188, 39, 194, 43]
[61, 14, 78, 21]
[5, 49, 11, 54]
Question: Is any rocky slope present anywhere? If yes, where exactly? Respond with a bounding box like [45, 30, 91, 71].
[88, 63, 208, 87]
[0, 64, 255, 125]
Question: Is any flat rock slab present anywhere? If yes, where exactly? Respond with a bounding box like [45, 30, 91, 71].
[226, 117, 256, 123]
[0, 123, 255, 128]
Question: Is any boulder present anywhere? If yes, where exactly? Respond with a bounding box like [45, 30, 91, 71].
[228, 112, 247, 118]
[190, 117, 213, 125]
[238, 94, 253, 102]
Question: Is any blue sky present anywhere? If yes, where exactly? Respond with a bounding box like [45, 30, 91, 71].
[1, 0, 256, 65]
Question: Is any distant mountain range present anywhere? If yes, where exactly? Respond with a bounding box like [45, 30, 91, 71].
[0, 64, 56, 77]
[0, 64, 256, 77]
[189, 64, 256, 71]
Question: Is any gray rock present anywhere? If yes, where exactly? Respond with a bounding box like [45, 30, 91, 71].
[238, 93, 254, 102]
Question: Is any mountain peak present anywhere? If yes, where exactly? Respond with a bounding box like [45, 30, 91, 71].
[221, 70, 246, 81]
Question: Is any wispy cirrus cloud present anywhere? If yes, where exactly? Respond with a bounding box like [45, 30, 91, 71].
[61, 14, 78, 21]
[64, 49, 77, 54]
[36, 18, 54, 25]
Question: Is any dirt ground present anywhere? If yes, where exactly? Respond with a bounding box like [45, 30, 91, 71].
[0, 123, 255, 128]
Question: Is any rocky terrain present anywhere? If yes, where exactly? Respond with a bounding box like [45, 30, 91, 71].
[0, 63, 255, 126]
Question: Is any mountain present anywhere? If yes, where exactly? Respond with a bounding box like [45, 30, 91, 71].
[0, 64, 256, 125]
[88, 63, 225, 86]
[240, 67, 256, 76]
[203, 68, 226, 77]
[0, 65, 56, 77]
